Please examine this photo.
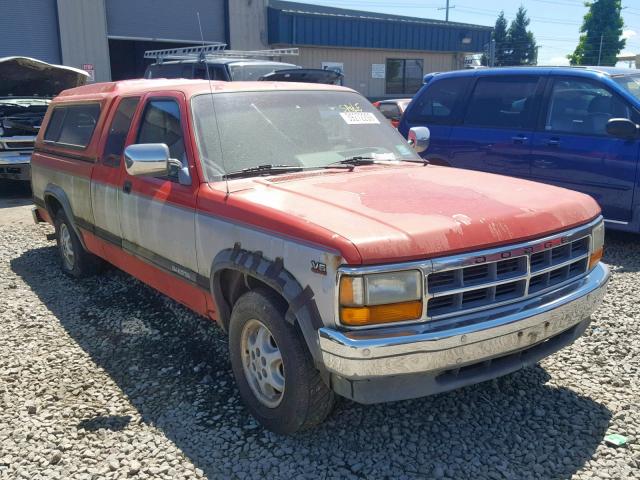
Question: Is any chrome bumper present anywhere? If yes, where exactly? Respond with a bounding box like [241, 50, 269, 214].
[319, 263, 609, 380]
[0, 154, 31, 181]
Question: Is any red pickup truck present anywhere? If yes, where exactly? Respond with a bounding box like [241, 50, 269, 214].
[31, 79, 609, 434]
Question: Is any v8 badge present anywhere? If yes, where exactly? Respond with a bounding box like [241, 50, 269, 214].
[311, 260, 327, 275]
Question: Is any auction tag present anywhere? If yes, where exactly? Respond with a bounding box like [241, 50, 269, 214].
[340, 112, 380, 125]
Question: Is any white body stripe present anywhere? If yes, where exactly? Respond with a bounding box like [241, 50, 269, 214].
[92, 181, 122, 238]
[31, 163, 93, 224]
[118, 190, 198, 273]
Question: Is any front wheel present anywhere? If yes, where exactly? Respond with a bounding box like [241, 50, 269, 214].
[229, 289, 335, 434]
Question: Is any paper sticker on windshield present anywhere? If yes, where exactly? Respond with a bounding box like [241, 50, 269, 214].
[340, 111, 380, 125]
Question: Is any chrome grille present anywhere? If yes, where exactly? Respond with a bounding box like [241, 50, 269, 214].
[426, 235, 591, 318]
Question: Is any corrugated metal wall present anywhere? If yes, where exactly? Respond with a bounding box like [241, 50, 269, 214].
[294, 46, 460, 98]
[0, 0, 61, 63]
[268, 8, 491, 53]
[105, 0, 226, 42]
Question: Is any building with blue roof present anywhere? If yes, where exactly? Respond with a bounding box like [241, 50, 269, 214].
[2, 0, 492, 98]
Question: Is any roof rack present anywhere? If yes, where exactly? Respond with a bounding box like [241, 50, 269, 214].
[144, 44, 299, 63]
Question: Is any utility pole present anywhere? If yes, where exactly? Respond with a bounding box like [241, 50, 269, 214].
[597, 33, 603, 66]
[438, 0, 455, 22]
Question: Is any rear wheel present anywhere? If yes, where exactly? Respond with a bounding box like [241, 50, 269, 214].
[54, 210, 102, 278]
[229, 289, 335, 434]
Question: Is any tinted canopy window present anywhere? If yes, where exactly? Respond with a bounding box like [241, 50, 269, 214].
[192, 91, 420, 181]
[546, 79, 630, 135]
[386, 59, 424, 95]
[102, 97, 140, 166]
[464, 77, 539, 129]
[44, 104, 101, 148]
[407, 77, 469, 124]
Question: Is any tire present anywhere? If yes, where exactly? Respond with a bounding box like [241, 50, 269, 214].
[229, 289, 335, 434]
[54, 210, 102, 278]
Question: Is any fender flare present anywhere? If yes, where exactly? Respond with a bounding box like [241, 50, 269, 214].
[210, 244, 325, 366]
[43, 184, 87, 249]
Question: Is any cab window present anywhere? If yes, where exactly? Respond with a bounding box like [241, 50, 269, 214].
[136, 99, 187, 182]
[102, 97, 140, 166]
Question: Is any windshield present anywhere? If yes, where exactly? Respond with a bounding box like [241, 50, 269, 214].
[228, 63, 297, 81]
[191, 90, 421, 180]
[614, 74, 640, 102]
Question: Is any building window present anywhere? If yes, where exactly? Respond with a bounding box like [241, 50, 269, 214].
[385, 59, 424, 95]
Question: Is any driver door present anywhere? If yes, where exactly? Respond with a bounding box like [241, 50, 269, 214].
[117, 92, 205, 308]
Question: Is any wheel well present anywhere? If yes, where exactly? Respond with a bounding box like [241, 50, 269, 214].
[44, 195, 63, 220]
[218, 268, 287, 330]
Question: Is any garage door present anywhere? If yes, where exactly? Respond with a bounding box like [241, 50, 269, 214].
[0, 0, 61, 63]
[106, 0, 226, 43]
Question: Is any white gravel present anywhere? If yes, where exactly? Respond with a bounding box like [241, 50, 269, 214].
[0, 221, 638, 479]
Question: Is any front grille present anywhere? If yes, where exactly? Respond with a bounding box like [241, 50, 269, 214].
[426, 236, 590, 318]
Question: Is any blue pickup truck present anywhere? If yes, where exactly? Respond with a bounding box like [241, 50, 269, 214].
[399, 66, 640, 232]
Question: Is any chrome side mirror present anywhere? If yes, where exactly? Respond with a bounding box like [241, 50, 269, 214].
[408, 126, 430, 153]
[124, 143, 180, 177]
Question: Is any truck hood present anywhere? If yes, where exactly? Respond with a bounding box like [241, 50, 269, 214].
[0, 57, 89, 97]
[219, 165, 601, 265]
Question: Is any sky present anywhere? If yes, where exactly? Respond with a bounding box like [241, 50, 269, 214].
[302, 0, 640, 67]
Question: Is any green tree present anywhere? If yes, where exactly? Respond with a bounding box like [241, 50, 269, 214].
[494, 11, 510, 66]
[506, 6, 538, 65]
[483, 8, 537, 66]
[569, 0, 625, 66]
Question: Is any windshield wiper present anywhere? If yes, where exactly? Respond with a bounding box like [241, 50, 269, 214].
[223, 164, 303, 179]
[322, 156, 375, 170]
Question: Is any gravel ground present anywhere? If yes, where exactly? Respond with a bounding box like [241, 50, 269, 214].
[0, 221, 638, 480]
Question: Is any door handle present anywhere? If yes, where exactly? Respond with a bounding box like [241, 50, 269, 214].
[512, 135, 528, 144]
[547, 138, 560, 147]
[123, 180, 132, 194]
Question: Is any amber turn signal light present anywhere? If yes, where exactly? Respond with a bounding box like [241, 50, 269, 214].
[340, 300, 423, 326]
[589, 246, 604, 270]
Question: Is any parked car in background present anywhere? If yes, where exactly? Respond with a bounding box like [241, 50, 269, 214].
[32, 78, 608, 434]
[0, 57, 88, 182]
[373, 98, 411, 128]
[259, 68, 343, 85]
[145, 57, 300, 82]
[399, 67, 640, 232]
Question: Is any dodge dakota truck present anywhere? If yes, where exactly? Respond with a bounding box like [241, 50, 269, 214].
[31, 79, 609, 434]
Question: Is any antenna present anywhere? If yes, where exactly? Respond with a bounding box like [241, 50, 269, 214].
[196, 12, 229, 199]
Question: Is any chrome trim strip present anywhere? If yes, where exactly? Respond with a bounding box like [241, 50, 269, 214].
[320, 263, 609, 379]
[604, 218, 629, 225]
[427, 274, 528, 299]
[530, 253, 589, 276]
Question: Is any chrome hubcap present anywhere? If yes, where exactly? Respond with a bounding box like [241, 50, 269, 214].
[240, 319, 285, 408]
[59, 224, 75, 270]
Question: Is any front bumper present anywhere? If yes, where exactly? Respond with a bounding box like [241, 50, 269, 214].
[0, 153, 31, 181]
[318, 263, 609, 402]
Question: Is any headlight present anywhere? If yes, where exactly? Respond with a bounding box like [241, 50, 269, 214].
[339, 270, 423, 326]
[589, 220, 604, 270]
